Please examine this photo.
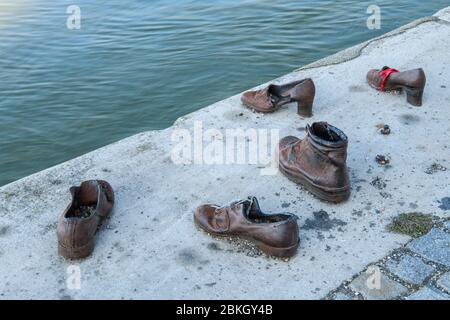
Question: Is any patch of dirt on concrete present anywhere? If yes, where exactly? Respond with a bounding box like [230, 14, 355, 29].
[349, 85, 367, 92]
[0, 225, 10, 237]
[204, 282, 216, 287]
[0, 192, 16, 200]
[379, 192, 392, 199]
[425, 163, 447, 175]
[206, 242, 222, 251]
[281, 202, 290, 208]
[136, 142, 156, 153]
[352, 210, 363, 217]
[399, 114, 420, 126]
[178, 248, 209, 266]
[438, 197, 450, 211]
[222, 110, 249, 121]
[387, 213, 438, 238]
[371, 177, 387, 190]
[302, 210, 347, 231]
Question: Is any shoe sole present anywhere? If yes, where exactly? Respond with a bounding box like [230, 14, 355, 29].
[279, 161, 350, 203]
[194, 219, 299, 259]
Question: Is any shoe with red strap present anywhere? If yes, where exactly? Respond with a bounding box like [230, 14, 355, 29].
[367, 66, 426, 106]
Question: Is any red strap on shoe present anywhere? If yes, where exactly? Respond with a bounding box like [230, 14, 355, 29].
[379, 67, 399, 91]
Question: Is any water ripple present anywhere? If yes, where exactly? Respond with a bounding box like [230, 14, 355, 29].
[0, 0, 448, 185]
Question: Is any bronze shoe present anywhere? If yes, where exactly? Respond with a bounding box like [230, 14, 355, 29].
[241, 78, 315, 117]
[279, 122, 350, 203]
[57, 180, 115, 260]
[367, 67, 426, 106]
[194, 197, 299, 258]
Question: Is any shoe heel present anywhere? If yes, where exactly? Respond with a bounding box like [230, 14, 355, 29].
[405, 87, 424, 106]
[297, 98, 313, 117]
[58, 239, 95, 260]
[257, 240, 299, 258]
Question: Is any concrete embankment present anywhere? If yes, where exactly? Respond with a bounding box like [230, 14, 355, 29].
[0, 8, 449, 299]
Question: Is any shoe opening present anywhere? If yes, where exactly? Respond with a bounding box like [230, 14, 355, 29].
[65, 183, 99, 218]
[311, 122, 342, 142]
[66, 205, 96, 218]
[243, 198, 293, 223]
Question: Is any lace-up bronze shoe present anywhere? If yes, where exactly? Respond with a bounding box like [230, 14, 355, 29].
[194, 197, 299, 258]
[57, 180, 115, 260]
[241, 78, 315, 117]
[367, 67, 426, 106]
[279, 122, 350, 203]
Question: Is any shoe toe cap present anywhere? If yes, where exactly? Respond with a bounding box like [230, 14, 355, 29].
[279, 136, 299, 150]
[241, 91, 255, 105]
[194, 204, 216, 231]
[367, 69, 381, 86]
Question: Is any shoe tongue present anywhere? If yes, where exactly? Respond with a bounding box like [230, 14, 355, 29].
[266, 85, 280, 104]
[248, 196, 260, 214]
[236, 197, 260, 217]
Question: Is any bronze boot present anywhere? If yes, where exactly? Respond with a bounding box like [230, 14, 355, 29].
[57, 180, 115, 260]
[194, 197, 299, 258]
[279, 122, 350, 203]
[241, 78, 315, 117]
[367, 67, 426, 106]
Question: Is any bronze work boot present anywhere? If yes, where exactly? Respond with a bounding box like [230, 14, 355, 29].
[367, 67, 426, 106]
[279, 122, 350, 203]
[241, 78, 315, 117]
[194, 197, 299, 258]
[57, 180, 115, 260]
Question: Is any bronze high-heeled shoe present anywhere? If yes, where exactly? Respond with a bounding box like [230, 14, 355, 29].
[241, 78, 315, 117]
[367, 67, 426, 106]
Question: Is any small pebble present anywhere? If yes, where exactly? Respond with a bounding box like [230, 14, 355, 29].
[380, 125, 391, 135]
[375, 155, 390, 165]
